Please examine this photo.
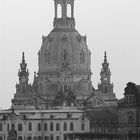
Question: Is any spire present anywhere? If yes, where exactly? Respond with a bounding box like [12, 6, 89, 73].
[20, 52, 27, 72]
[102, 51, 109, 71]
[22, 52, 25, 63]
[104, 51, 107, 63]
[98, 51, 114, 95]
[100, 51, 111, 84]
[18, 52, 29, 83]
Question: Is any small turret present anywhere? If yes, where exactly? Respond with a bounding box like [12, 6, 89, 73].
[98, 52, 113, 94]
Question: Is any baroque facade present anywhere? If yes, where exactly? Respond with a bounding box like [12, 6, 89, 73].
[1, 0, 140, 140]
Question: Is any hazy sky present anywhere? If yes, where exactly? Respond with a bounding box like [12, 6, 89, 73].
[1, 0, 140, 109]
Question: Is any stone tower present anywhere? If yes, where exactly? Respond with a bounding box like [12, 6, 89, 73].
[98, 52, 113, 94]
[12, 53, 34, 107]
[12, 0, 92, 108]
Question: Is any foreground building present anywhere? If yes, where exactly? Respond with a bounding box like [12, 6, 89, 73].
[1, 0, 140, 140]
[0, 108, 90, 140]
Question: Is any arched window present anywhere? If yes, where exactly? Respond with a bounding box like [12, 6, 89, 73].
[70, 122, 74, 131]
[80, 50, 85, 64]
[44, 51, 50, 64]
[63, 122, 67, 131]
[63, 50, 68, 61]
[128, 116, 134, 124]
[50, 122, 53, 131]
[67, 4, 72, 18]
[44, 123, 47, 131]
[57, 4, 62, 18]
[38, 123, 41, 131]
[56, 123, 60, 131]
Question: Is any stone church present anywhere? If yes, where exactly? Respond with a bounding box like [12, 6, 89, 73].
[12, 0, 117, 109]
[1, 0, 140, 140]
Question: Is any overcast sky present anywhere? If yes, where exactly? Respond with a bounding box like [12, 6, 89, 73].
[0, 0, 140, 109]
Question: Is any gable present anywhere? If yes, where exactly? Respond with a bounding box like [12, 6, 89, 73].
[24, 96, 47, 106]
[87, 95, 106, 106]
[5, 111, 23, 121]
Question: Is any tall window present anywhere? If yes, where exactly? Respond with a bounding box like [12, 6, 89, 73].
[128, 116, 134, 124]
[63, 122, 67, 131]
[81, 123, 85, 131]
[7, 124, 9, 131]
[56, 123, 59, 131]
[0, 123, 2, 131]
[70, 122, 74, 131]
[18, 123, 22, 131]
[44, 123, 47, 131]
[28, 122, 32, 131]
[57, 4, 62, 18]
[67, 4, 72, 17]
[38, 123, 41, 131]
[50, 135, 53, 140]
[50, 122, 53, 131]
[11, 124, 15, 130]
[18, 136, 22, 140]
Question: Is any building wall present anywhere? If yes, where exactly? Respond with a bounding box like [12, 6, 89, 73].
[0, 109, 90, 140]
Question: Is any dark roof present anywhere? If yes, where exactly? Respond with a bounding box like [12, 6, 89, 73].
[85, 108, 117, 122]
[118, 85, 140, 107]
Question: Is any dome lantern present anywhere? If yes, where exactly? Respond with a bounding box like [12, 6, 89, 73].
[53, 0, 75, 29]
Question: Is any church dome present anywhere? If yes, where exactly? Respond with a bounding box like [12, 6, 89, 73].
[37, 0, 92, 97]
[38, 0, 91, 74]
[38, 28, 91, 73]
